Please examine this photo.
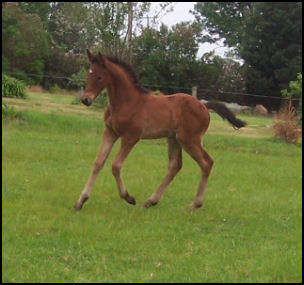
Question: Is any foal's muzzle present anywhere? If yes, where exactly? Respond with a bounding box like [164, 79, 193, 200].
[81, 96, 92, 106]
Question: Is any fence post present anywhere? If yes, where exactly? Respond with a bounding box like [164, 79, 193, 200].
[78, 86, 83, 98]
[192, 86, 198, 99]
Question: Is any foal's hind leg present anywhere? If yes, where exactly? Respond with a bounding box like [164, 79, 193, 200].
[74, 127, 118, 210]
[142, 137, 182, 208]
[178, 136, 213, 210]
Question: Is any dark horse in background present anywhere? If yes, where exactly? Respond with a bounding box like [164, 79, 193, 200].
[74, 50, 246, 211]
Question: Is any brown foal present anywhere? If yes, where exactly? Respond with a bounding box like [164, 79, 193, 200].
[74, 50, 246, 211]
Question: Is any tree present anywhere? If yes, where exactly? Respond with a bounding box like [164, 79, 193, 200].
[132, 22, 245, 97]
[192, 2, 252, 50]
[193, 2, 302, 110]
[87, 2, 151, 62]
[2, 3, 50, 84]
[19, 2, 50, 29]
[133, 22, 203, 93]
[48, 2, 93, 54]
[199, 52, 246, 103]
[242, 2, 302, 109]
[42, 48, 87, 89]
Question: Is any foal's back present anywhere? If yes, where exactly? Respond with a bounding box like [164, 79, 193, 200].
[139, 92, 210, 140]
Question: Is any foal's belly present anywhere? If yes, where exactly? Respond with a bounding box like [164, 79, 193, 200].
[140, 95, 181, 139]
[141, 128, 176, 139]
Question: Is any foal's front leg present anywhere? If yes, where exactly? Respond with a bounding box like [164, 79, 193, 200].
[111, 136, 139, 205]
[74, 127, 118, 210]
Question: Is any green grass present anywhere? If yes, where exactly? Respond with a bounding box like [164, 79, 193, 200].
[2, 92, 302, 283]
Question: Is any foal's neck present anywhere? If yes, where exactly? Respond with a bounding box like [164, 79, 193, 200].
[106, 63, 142, 110]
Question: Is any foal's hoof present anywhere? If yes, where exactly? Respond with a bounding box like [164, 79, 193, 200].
[74, 202, 83, 211]
[74, 196, 89, 211]
[189, 202, 202, 211]
[125, 192, 136, 205]
[142, 199, 158, 208]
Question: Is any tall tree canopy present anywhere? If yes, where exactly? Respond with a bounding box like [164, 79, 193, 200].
[132, 22, 203, 93]
[193, 2, 302, 109]
[2, 3, 51, 83]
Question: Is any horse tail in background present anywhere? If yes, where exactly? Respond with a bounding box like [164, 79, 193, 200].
[205, 101, 247, 129]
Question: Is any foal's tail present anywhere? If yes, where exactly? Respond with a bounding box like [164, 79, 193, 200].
[205, 101, 247, 129]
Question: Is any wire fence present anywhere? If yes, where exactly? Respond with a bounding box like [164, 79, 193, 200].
[3, 70, 87, 82]
[3, 70, 301, 109]
[196, 88, 301, 111]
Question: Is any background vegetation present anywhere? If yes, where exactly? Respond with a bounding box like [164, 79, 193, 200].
[2, 74, 27, 99]
[2, 2, 302, 110]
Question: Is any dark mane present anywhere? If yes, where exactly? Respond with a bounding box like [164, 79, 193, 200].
[106, 56, 150, 94]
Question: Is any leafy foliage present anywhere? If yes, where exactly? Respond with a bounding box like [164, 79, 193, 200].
[199, 52, 245, 102]
[281, 73, 302, 119]
[18, 2, 50, 29]
[2, 4, 50, 84]
[2, 2, 302, 111]
[2, 102, 24, 120]
[193, 2, 252, 48]
[242, 3, 302, 110]
[193, 2, 302, 110]
[48, 2, 93, 54]
[42, 48, 88, 90]
[133, 23, 204, 93]
[68, 68, 87, 89]
[273, 100, 302, 144]
[2, 74, 27, 99]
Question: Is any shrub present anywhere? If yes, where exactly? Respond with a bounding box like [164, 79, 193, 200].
[2, 102, 12, 117]
[273, 100, 302, 144]
[68, 68, 87, 89]
[94, 91, 108, 108]
[2, 102, 24, 120]
[11, 68, 34, 85]
[71, 96, 82, 105]
[281, 73, 302, 121]
[2, 74, 27, 99]
[49, 84, 61, 94]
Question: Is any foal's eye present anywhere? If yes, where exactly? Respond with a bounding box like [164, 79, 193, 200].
[97, 76, 102, 80]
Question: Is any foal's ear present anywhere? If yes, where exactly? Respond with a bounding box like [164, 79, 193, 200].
[97, 52, 107, 67]
[86, 49, 94, 63]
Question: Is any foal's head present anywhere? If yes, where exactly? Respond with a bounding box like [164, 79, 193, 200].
[82, 49, 111, 106]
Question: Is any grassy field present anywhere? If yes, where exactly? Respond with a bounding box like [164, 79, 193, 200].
[2, 92, 302, 283]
